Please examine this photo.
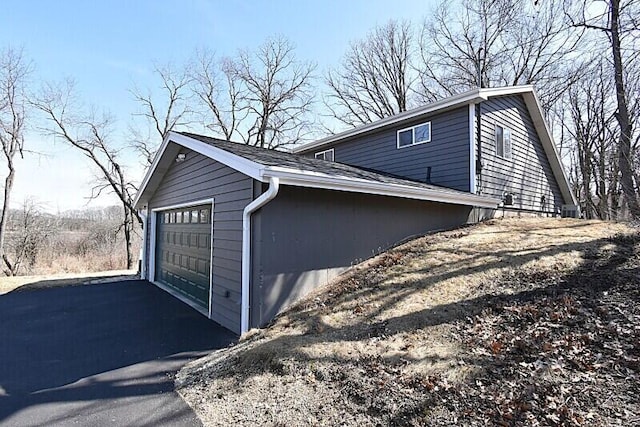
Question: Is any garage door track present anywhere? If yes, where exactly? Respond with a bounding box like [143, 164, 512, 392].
[0, 280, 236, 426]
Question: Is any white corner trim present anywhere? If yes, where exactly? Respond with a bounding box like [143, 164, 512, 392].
[241, 177, 280, 334]
[469, 104, 476, 194]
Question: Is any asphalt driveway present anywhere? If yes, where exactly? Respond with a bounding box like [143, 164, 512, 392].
[0, 280, 237, 426]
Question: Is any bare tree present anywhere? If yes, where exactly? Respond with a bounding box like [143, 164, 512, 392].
[3, 199, 57, 275]
[130, 62, 194, 165]
[191, 49, 247, 142]
[33, 80, 141, 269]
[561, 61, 620, 219]
[325, 20, 415, 127]
[418, 0, 582, 108]
[0, 47, 30, 275]
[196, 36, 315, 149]
[566, 0, 640, 218]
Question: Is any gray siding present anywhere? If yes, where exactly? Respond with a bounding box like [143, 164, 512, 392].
[250, 186, 472, 328]
[300, 107, 471, 192]
[477, 95, 563, 212]
[147, 149, 253, 333]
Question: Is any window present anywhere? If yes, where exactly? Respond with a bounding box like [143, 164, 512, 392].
[170, 212, 176, 223]
[199, 209, 210, 223]
[495, 125, 512, 159]
[314, 148, 334, 161]
[397, 122, 431, 148]
[191, 210, 199, 223]
[176, 211, 182, 223]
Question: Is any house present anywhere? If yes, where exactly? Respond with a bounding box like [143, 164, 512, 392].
[133, 85, 576, 334]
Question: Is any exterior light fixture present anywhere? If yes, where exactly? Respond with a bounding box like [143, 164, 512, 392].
[176, 153, 187, 163]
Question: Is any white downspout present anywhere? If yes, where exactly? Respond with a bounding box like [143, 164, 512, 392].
[139, 208, 148, 279]
[241, 177, 280, 334]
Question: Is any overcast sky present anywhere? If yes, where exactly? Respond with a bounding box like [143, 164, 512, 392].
[2, 0, 436, 212]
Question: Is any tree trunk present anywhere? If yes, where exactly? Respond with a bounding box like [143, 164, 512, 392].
[0, 165, 15, 276]
[610, 0, 640, 218]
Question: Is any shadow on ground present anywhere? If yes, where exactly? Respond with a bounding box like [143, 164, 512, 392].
[0, 280, 236, 426]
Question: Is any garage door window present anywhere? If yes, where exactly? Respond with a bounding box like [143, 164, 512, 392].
[200, 208, 210, 223]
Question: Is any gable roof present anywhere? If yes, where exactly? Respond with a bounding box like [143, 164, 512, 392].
[293, 85, 576, 206]
[134, 131, 501, 210]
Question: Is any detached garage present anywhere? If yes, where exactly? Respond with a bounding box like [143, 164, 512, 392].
[134, 131, 499, 334]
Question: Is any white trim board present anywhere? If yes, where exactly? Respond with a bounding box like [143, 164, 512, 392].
[469, 104, 476, 194]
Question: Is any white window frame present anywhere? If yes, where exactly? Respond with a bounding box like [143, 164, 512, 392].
[396, 121, 431, 149]
[314, 148, 335, 161]
[495, 124, 512, 160]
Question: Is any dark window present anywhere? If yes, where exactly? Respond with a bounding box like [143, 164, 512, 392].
[314, 149, 334, 162]
[397, 121, 431, 148]
[397, 129, 413, 148]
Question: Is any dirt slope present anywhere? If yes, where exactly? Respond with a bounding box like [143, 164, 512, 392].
[176, 218, 639, 426]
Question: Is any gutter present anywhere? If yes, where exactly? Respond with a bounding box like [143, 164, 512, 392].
[240, 177, 280, 334]
[262, 168, 500, 209]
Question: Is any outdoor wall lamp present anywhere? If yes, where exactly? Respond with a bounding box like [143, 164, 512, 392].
[176, 153, 187, 163]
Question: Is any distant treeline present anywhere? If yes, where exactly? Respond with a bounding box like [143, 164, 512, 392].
[1, 203, 141, 276]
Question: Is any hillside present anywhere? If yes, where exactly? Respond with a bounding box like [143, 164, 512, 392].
[176, 218, 639, 426]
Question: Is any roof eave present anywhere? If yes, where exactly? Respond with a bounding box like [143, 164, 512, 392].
[262, 167, 500, 209]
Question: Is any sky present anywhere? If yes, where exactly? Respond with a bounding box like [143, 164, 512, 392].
[1, 0, 437, 213]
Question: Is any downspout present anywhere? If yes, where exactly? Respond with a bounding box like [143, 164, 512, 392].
[139, 208, 148, 280]
[241, 177, 280, 334]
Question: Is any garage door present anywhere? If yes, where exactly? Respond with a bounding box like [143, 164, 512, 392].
[155, 204, 212, 311]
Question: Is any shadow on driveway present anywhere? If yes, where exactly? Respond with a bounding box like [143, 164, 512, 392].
[0, 280, 237, 426]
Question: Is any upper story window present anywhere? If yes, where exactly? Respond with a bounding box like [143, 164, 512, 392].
[397, 121, 431, 149]
[495, 125, 512, 159]
[315, 148, 335, 161]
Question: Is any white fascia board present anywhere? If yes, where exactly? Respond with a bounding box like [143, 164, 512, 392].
[521, 92, 577, 205]
[261, 167, 500, 209]
[133, 132, 267, 209]
[293, 90, 488, 153]
[133, 135, 172, 209]
[477, 85, 535, 98]
[167, 133, 264, 181]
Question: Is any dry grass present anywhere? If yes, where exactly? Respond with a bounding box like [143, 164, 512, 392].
[176, 218, 637, 426]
